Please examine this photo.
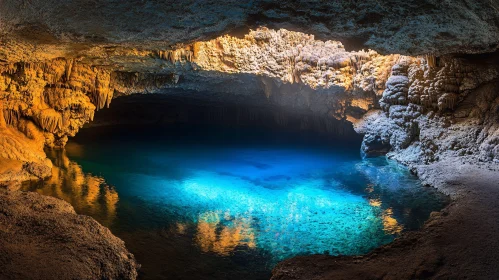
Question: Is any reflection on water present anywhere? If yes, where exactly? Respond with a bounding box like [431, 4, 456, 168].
[368, 199, 403, 234]
[26, 148, 119, 227]
[162, 170, 392, 259]
[22, 125, 448, 280]
[194, 211, 256, 256]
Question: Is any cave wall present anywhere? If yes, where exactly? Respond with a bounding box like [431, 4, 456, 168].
[357, 55, 499, 163]
[1, 4, 498, 280]
[147, 29, 499, 164]
[0, 28, 390, 182]
[0, 28, 498, 182]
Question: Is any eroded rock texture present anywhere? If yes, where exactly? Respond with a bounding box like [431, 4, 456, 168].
[186, 28, 398, 122]
[128, 29, 499, 164]
[0, 60, 113, 180]
[0, 0, 498, 57]
[357, 54, 499, 163]
[0, 188, 139, 280]
[1, 27, 498, 182]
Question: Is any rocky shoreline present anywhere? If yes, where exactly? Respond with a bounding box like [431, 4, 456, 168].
[0, 187, 139, 280]
[272, 158, 499, 279]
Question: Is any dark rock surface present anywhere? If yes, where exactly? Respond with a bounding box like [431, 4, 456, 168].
[1, 0, 498, 56]
[0, 188, 140, 280]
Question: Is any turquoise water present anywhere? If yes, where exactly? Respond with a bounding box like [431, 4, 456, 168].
[24, 124, 448, 279]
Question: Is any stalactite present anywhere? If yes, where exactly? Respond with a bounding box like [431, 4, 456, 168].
[91, 70, 113, 110]
[0, 57, 118, 151]
[65, 59, 74, 82]
[35, 108, 63, 133]
[173, 74, 180, 84]
[425, 55, 437, 68]
[438, 93, 459, 111]
[4, 63, 19, 75]
[3, 108, 20, 126]
[192, 43, 201, 59]
[0, 102, 6, 127]
[260, 77, 274, 99]
[155, 47, 195, 64]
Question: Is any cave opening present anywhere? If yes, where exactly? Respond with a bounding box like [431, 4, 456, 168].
[1, 4, 498, 277]
[22, 91, 448, 280]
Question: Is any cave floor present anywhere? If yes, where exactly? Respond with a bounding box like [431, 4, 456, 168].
[272, 158, 499, 279]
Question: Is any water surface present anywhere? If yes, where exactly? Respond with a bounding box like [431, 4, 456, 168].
[23, 124, 448, 279]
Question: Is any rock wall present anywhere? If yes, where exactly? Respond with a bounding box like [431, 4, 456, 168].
[160, 28, 401, 122]
[357, 55, 499, 164]
[0, 28, 497, 182]
[0, 60, 113, 180]
[173, 29, 499, 164]
[1, 4, 497, 279]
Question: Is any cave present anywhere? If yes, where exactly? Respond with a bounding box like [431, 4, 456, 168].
[1, 1, 499, 280]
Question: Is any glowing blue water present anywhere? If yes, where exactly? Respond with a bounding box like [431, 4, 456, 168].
[25, 125, 447, 279]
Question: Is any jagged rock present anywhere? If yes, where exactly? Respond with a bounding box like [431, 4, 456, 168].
[0, 180, 21, 191]
[380, 75, 410, 110]
[1, 28, 499, 177]
[361, 134, 392, 157]
[192, 29, 396, 93]
[23, 161, 52, 179]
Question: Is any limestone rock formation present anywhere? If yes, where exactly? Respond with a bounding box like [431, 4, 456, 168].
[1, 27, 498, 182]
[187, 28, 399, 122]
[0, 60, 115, 180]
[361, 54, 499, 163]
[0, 28, 385, 181]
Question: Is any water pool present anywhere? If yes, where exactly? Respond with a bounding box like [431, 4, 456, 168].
[23, 124, 448, 279]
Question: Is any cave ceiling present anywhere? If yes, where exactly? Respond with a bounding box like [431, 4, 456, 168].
[1, 0, 498, 65]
